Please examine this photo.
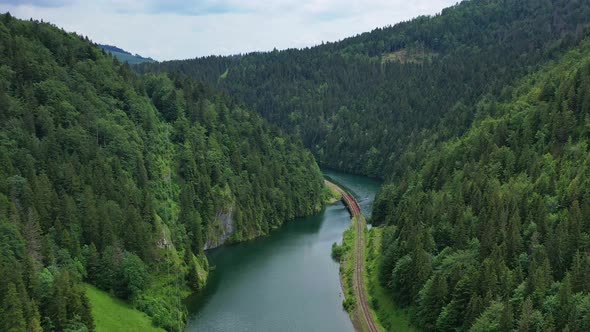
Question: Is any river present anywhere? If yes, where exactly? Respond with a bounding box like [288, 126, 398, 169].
[185, 170, 382, 332]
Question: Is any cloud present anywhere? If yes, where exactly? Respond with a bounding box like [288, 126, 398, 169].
[150, 1, 242, 15]
[0, 0, 458, 60]
[106, 0, 252, 16]
[0, 0, 73, 7]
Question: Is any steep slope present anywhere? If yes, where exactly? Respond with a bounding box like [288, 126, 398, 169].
[0, 14, 324, 332]
[372, 40, 590, 331]
[138, 0, 590, 178]
[136, 1, 590, 330]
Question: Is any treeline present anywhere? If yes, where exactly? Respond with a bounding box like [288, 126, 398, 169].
[137, 0, 590, 178]
[372, 41, 590, 331]
[0, 13, 324, 331]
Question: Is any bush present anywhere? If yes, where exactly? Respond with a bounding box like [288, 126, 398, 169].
[343, 297, 356, 312]
[115, 252, 149, 300]
[331, 242, 344, 261]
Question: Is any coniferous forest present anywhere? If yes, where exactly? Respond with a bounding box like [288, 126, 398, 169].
[137, 0, 590, 330]
[140, 0, 590, 178]
[5, 0, 590, 331]
[0, 13, 324, 332]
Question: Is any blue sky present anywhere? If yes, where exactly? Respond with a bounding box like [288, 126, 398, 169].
[0, 0, 458, 61]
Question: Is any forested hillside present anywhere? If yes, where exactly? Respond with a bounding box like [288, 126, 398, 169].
[138, 0, 590, 178]
[138, 0, 590, 330]
[371, 39, 590, 331]
[0, 13, 324, 332]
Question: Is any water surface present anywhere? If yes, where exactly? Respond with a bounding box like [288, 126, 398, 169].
[323, 169, 381, 217]
[186, 170, 381, 332]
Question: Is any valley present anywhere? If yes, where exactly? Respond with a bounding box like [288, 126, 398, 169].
[186, 170, 380, 332]
[3, 0, 590, 331]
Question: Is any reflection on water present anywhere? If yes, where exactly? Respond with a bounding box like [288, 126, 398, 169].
[186, 170, 381, 332]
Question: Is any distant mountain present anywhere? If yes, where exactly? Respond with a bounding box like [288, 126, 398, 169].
[99, 44, 155, 64]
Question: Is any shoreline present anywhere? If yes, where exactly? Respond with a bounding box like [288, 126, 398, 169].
[326, 179, 381, 332]
[324, 179, 344, 204]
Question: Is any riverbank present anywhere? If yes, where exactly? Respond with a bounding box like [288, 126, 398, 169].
[186, 175, 358, 331]
[337, 217, 363, 330]
[331, 182, 416, 332]
[324, 180, 343, 204]
[327, 180, 380, 332]
[365, 228, 415, 332]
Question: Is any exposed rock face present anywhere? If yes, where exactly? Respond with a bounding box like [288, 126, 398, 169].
[204, 206, 235, 250]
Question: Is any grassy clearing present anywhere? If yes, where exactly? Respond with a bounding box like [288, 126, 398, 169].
[219, 68, 229, 79]
[381, 48, 437, 64]
[85, 284, 165, 332]
[366, 227, 416, 332]
[339, 219, 357, 313]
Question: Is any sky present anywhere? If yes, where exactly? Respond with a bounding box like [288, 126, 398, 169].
[0, 0, 458, 61]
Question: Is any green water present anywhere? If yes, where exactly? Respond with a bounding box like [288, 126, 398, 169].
[186, 170, 381, 332]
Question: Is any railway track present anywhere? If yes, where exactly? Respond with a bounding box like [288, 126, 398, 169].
[329, 181, 380, 332]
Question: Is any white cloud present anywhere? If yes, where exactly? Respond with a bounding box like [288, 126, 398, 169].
[0, 0, 458, 61]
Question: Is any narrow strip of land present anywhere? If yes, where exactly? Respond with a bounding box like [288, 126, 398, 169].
[327, 180, 380, 332]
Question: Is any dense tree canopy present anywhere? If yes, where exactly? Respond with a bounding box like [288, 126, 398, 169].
[370, 41, 590, 331]
[138, 0, 590, 330]
[138, 0, 590, 178]
[5, 0, 590, 330]
[0, 13, 324, 331]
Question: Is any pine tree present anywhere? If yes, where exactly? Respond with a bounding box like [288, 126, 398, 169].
[1, 283, 26, 332]
[81, 187, 99, 246]
[518, 297, 534, 332]
[465, 294, 485, 328]
[499, 301, 514, 332]
[27, 301, 42, 332]
[556, 274, 574, 330]
[24, 208, 43, 263]
[416, 273, 448, 330]
[84, 243, 100, 284]
[506, 210, 523, 267]
[437, 267, 477, 330]
[571, 251, 590, 293]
